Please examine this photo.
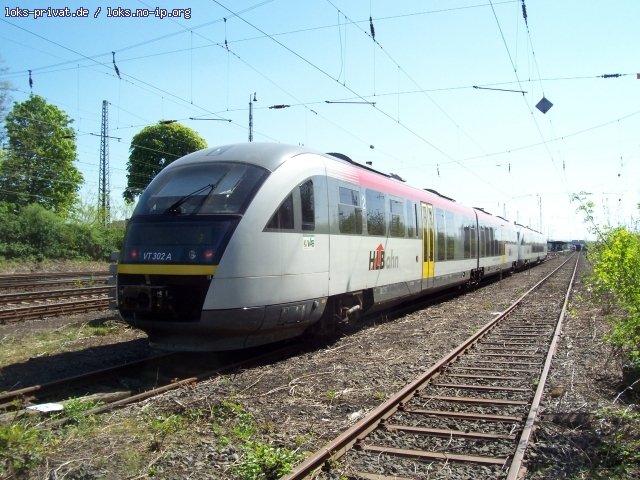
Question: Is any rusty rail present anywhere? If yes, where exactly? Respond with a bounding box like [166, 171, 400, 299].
[0, 297, 111, 324]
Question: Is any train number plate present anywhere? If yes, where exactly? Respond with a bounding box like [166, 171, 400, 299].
[142, 251, 173, 261]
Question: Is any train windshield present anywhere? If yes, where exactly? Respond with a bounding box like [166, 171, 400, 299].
[134, 162, 269, 216]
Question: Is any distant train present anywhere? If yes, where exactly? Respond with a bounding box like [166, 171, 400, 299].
[117, 143, 547, 350]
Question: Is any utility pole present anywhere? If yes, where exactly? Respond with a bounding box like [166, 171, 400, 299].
[98, 100, 110, 225]
[248, 92, 257, 142]
[539, 195, 542, 232]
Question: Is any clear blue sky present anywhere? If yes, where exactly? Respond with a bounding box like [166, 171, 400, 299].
[1, 0, 638, 240]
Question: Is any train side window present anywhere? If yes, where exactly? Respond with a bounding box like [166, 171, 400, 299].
[407, 202, 418, 237]
[300, 180, 314, 231]
[366, 190, 386, 236]
[445, 211, 456, 260]
[436, 209, 446, 261]
[338, 186, 363, 234]
[265, 193, 294, 230]
[470, 223, 477, 258]
[488, 227, 495, 256]
[463, 225, 471, 259]
[479, 226, 486, 257]
[389, 199, 405, 237]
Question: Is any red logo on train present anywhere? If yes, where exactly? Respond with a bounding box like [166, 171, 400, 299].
[368, 244, 399, 270]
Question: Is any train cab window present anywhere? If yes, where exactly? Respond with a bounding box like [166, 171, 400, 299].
[300, 180, 315, 231]
[135, 162, 269, 216]
[338, 186, 363, 234]
[265, 179, 315, 232]
[266, 194, 294, 230]
[389, 199, 405, 237]
[366, 189, 386, 236]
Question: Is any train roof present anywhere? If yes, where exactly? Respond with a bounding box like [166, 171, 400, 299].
[169, 142, 310, 172]
[173, 143, 399, 180]
[167, 143, 525, 226]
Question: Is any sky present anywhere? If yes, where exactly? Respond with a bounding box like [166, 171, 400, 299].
[1, 0, 639, 241]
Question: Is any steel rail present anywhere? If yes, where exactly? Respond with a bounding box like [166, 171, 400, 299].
[0, 353, 177, 410]
[0, 286, 110, 304]
[48, 343, 302, 428]
[0, 271, 109, 282]
[282, 254, 576, 480]
[0, 277, 111, 293]
[0, 297, 111, 324]
[505, 252, 580, 479]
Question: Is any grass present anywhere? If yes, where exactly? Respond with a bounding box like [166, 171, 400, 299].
[59, 397, 104, 425]
[0, 420, 48, 476]
[0, 397, 106, 477]
[532, 406, 640, 479]
[0, 318, 136, 369]
[582, 407, 640, 479]
[0, 259, 108, 274]
[209, 399, 305, 480]
[234, 441, 304, 480]
[148, 414, 184, 451]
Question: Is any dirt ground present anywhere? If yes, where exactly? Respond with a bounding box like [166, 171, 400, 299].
[1, 253, 636, 479]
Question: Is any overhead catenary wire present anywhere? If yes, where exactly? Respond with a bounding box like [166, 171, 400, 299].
[0, 3, 624, 206]
[2, 2, 637, 235]
[488, 0, 566, 199]
[206, 0, 513, 198]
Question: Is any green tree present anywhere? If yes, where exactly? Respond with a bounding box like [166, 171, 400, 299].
[0, 95, 82, 215]
[0, 55, 12, 143]
[124, 121, 207, 202]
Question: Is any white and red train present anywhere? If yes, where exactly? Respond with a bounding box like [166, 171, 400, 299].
[117, 143, 546, 350]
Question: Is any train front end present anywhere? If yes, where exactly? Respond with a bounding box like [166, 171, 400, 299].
[116, 146, 270, 350]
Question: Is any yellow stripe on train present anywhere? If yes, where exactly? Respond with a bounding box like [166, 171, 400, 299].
[117, 264, 217, 276]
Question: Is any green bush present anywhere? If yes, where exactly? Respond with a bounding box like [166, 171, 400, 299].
[573, 194, 640, 368]
[0, 201, 124, 261]
[235, 442, 304, 480]
[0, 422, 46, 475]
[587, 227, 640, 366]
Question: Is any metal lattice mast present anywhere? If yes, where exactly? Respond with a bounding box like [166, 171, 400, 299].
[98, 100, 110, 225]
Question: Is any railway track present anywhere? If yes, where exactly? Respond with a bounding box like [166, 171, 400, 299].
[0, 271, 109, 287]
[0, 286, 110, 304]
[284, 253, 579, 480]
[0, 272, 113, 324]
[0, 276, 110, 293]
[0, 343, 300, 427]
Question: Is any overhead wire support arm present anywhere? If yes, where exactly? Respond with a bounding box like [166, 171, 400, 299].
[189, 117, 232, 121]
[473, 86, 527, 94]
[325, 100, 376, 105]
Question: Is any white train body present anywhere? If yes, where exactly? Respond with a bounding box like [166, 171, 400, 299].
[117, 143, 546, 350]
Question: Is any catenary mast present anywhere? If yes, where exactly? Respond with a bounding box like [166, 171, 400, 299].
[98, 100, 110, 225]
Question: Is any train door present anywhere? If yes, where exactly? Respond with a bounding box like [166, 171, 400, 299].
[421, 202, 435, 290]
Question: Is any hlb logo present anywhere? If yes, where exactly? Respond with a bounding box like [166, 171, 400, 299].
[368, 244, 398, 270]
